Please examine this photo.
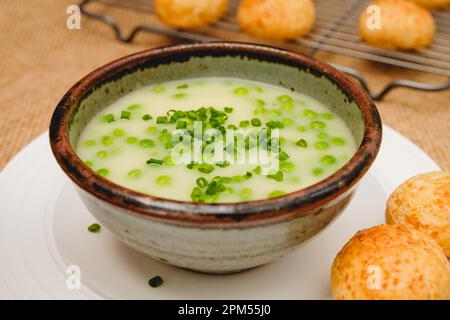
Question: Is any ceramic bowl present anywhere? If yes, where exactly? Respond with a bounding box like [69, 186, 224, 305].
[50, 42, 382, 274]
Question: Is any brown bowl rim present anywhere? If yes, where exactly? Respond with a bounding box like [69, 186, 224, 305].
[49, 42, 382, 226]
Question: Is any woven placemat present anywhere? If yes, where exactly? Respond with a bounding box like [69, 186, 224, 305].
[1, 0, 449, 170]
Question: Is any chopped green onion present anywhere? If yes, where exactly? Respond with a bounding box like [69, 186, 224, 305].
[96, 168, 109, 176]
[313, 168, 324, 176]
[146, 158, 164, 165]
[322, 113, 334, 120]
[174, 93, 187, 99]
[251, 118, 261, 127]
[196, 177, 208, 188]
[177, 84, 188, 89]
[88, 223, 101, 233]
[197, 163, 215, 174]
[126, 137, 137, 144]
[102, 113, 115, 123]
[278, 151, 290, 161]
[156, 116, 168, 124]
[277, 95, 293, 103]
[156, 175, 171, 185]
[113, 128, 125, 137]
[269, 190, 286, 198]
[266, 120, 284, 129]
[163, 155, 174, 165]
[127, 104, 141, 110]
[296, 126, 307, 132]
[310, 121, 326, 130]
[332, 137, 346, 145]
[317, 132, 329, 139]
[253, 99, 265, 107]
[96, 150, 108, 159]
[280, 162, 295, 172]
[239, 120, 250, 128]
[224, 107, 233, 113]
[314, 141, 329, 150]
[128, 169, 142, 179]
[296, 139, 308, 148]
[282, 118, 294, 127]
[176, 120, 187, 129]
[303, 109, 318, 119]
[216, 161, 230, 168]
[84, 140, 96, 147]
[153, 85, 165, 93]
[121, 110, 131, 120]
[139, 139, 155, 148]
[253, 166, 261, 174]
[147, 126, 158, 134]
[101, 136, 114, 146]
[191, 187, 205, 202]
[281, 102, 294, 111]
[233, 87, 249, 96]
[85, 161, 94, 168]
[320, 155, 337, 165]
[142, 114, 153, 121]
[240, 188, 252, 200]
[267, 171, 283, 182]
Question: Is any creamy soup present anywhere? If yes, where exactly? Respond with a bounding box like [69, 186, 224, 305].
[76, 77, 357, 203]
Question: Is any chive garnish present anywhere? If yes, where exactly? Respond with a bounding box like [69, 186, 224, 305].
[196, 177, 208, 188]
[314, 141, 329, 150]
[269, 190, 285, 198]
[296, 139, 308, 148]
[251, 118, 261, 127]
[266, 121, 284, 129]
[142, 114, 153, 121]
[96, 168, 109, 176]
[102, 113, 115, 123]
[139, 139, 155, 148]
[224, 107, 234, 113]
[156, 116, 168, 124]
[127, 104, 140, 110]
[121, 110, 131, 120]
[156, 175, 171, 185]
[239, 120, 250, 128]
[278, 151, 290, 161]
[146, 158, 164, 165]
[176, 120, 187, 129]
[128, 169, 142, 179]
[88, 223, 101, 233]
[267, 171, 283, 182]
[197, 163, 215, 174]
[177, 84, 188, 89]
[320, 155, 337, 165]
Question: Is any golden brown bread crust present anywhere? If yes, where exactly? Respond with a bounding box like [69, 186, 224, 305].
[237, 0, 315, 40]
[405, 0, 450, 8]
[359, 0, 435, 50]
[154, 0, 228, 29]
[331, 224, 450, 300]
[386, 171, 450, 258]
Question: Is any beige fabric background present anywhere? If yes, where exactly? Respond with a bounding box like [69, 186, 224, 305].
[0, 0, 449, 170]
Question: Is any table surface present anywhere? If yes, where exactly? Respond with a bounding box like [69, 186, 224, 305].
[0, 0, 449, 170]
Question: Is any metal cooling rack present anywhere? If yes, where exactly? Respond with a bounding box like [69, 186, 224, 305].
[79, 0, 450, 100]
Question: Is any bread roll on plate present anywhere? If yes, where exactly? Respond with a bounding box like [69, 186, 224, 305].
[386, 171, 450, 258]
[331, 224, 450, 300]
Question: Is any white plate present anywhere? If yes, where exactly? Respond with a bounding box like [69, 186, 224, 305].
[0, 126, 440, 299]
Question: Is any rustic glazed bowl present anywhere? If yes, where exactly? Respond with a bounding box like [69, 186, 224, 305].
[50, 42, 382, 274]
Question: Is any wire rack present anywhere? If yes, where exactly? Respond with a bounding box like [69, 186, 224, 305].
[79, 0, 450, 100]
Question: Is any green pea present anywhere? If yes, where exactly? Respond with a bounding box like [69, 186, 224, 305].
[96, 168, 109, 176]
[332, 137, 346, 145]
[153, 85, 165, 93]
[280, 162, 295, 172]
[283, 118, 294, 127]
[140, 139, 155, 148]
[127, 104, 141, 110]
[281, 102, 294, 111]
[277, 95, 293, 103]
[87, 223, 101, 233]
[102, 136, 114, 146]
[303, 109, 318, 119]
[310, 121, 326, 130]
[96, 150, 108, 159]
[269, 190, 286, 198]
[174, 93, 187, 99]
[156, 175, 171, 185]
[128, 169, 142, 179]
[126, 137, 137, 144]
[240, 188, 253, 200]
[234, 87, 249, 96]
[113, 128, 125, 137]
[314, 141, 329, 150]
[312, 168, 324, 176]
[84, 140, 96, 147]
[320, 155, 337, 165]
[147, 126, 158, 134]
[253, 99, 266, 107]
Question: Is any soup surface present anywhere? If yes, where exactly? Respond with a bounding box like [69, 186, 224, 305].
[76, 77, 356, 203]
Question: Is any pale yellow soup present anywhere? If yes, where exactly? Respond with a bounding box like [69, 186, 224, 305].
[76, 77, 356, 203]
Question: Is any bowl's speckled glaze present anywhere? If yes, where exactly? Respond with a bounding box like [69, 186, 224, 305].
[50, 42, 382, 273]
